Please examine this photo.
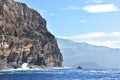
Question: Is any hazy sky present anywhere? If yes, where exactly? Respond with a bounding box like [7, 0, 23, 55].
[15, 0, 120, 48]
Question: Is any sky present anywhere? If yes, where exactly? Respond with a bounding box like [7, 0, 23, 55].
[15, 0, 120, 48]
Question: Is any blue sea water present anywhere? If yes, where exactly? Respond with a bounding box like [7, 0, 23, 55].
[0, 68, 120, 80]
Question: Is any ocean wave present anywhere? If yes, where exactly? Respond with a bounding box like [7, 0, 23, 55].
[1, 68, 120, 80]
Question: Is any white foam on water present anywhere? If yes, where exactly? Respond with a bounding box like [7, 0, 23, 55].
[21, 63, 29, 69]
[0, 65, 72, 72]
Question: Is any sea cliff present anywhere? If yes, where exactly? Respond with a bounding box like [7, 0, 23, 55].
[0, 0, 63, 69]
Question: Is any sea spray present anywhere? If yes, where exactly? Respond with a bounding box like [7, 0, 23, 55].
[21, 63, 29, 69]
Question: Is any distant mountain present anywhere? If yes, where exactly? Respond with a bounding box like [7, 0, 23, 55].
[57, 38, 120, 68]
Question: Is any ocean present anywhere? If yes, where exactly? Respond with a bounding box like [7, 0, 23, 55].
[0, 68, 120, 80]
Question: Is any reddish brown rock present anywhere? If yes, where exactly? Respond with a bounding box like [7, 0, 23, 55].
[0, 0, 63, 69]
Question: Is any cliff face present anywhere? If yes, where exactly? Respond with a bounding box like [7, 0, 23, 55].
[0, 0, 63, 69]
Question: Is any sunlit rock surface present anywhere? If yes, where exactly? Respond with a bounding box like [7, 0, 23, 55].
[0, 0, 63, 69]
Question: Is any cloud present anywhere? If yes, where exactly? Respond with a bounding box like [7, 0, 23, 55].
[83, 4, 120, 13]
[86, 0, 104, 3]
[49, 13, 55, 16]
[57, 32, 120, 48]
[85, 41, 120, 48]
[58, 32, 120, 39]
[63, 6, 80, 10]
[38, 10, 47, 13]
[38, 10, 47, 16]
[72, 32, 106, 39]
[38, 10, 55, 16]
[78, 20, 86, 23]
[68, 6, 80, 10]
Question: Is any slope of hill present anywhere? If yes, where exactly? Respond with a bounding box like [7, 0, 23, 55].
[57, 38, 120, 68]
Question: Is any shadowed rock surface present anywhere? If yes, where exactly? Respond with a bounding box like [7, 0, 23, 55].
[0, 0, 63, 69]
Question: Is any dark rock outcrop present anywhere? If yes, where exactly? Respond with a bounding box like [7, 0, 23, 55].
[0, 0, 63, 69]
[77, 66, 82, 69]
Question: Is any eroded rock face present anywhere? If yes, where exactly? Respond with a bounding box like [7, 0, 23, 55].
[0, 0, 63, 69]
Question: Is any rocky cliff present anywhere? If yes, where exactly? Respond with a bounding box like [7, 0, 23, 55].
[0, 0, 63, 69]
